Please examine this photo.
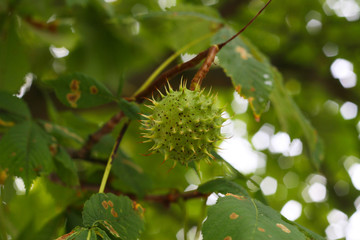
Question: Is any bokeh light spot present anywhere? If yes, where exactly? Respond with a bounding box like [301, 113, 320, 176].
[231, 91, 248, 114]
[158, 0, 176, 11]
[281, 200, 302, 221]
[49, 45, 69, 58]
[323, 42, 339, 57]
[260, 176, 278, 196]
[308, 182, 327, 202]
[283, 171, 300, 189]
[331, 58, 357, 88]
[269, 132, 290, 154]
[348, 163, 360, 190]
[340, 101, 358, 120]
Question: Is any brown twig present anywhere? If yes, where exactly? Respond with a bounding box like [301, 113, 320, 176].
[50, 171, 209, 205]
[72, 111, 125, 159]
[110, 120, 130, 164]
[133, 49, 210, 102]
[81, 180, 209, 205]
[143, 190, 209, 205]
[217, 0, 272, 50]
[190, 45, 219, 90]
[24, 16, 58, 33]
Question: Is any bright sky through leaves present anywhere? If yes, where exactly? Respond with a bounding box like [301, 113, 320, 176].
[281, 200, 302, 221]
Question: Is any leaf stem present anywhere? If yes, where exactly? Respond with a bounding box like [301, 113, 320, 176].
[217, 0, 272, 50]
[180, 199, 189, 240]
[189, 0, 272, 90]
[190, 45, 219, 91]
[195, 200, 207, 240]
[98, 120, 130, 193]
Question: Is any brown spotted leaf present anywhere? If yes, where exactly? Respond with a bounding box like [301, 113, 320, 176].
[56, 226, 112, 240]
[198, 178, 249, 197]
[111, 150, 152, 197]
[0, 121, 54, 191]
[82, 193, 144, 240]
[47, 73, 114, 108]
[212, 27, 273, 119]
[202, 194, 325, 240]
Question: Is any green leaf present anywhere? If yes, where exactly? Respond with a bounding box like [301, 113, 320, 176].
[137, 4, 222, 53]
[0, 121, 53, 190]
[40, 121, 84, 147]
[112, 151, 152, 196]
[212, 27, 273, 119]
[82, 193, 144, 240]
[16, 214, 65, 240]
[136, 5, 222, 24]
[47, 73, 114, 108]
[56, 226, 111, 240]
[211, 153, 269, 205]
[91, 135, 115, 159]
[0, 91, 31, 127]
[198, 178, 249, 197]
[0, 17, 29, 93]
[202, 194, 324, 240]
[293, 222, 326, 240]
[118, 98, 142, 120]
[57, 111, 99, 138]
[66, 0, 89, 7]
[54, 147, 79, 186]
[116, 73, 125, 97]
[270, 68, 323, 168]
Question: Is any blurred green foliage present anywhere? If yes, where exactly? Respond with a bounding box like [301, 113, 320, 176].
[0, 0, 359, 239]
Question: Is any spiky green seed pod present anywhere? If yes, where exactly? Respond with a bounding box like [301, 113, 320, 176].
[141, 83, 225, 166]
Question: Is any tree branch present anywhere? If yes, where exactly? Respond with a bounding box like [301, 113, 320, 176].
[50, 174, 209, 206]
[83, 181, 209, 205]
[72, 111, 125, 159]
[190, 45, 219, 90]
